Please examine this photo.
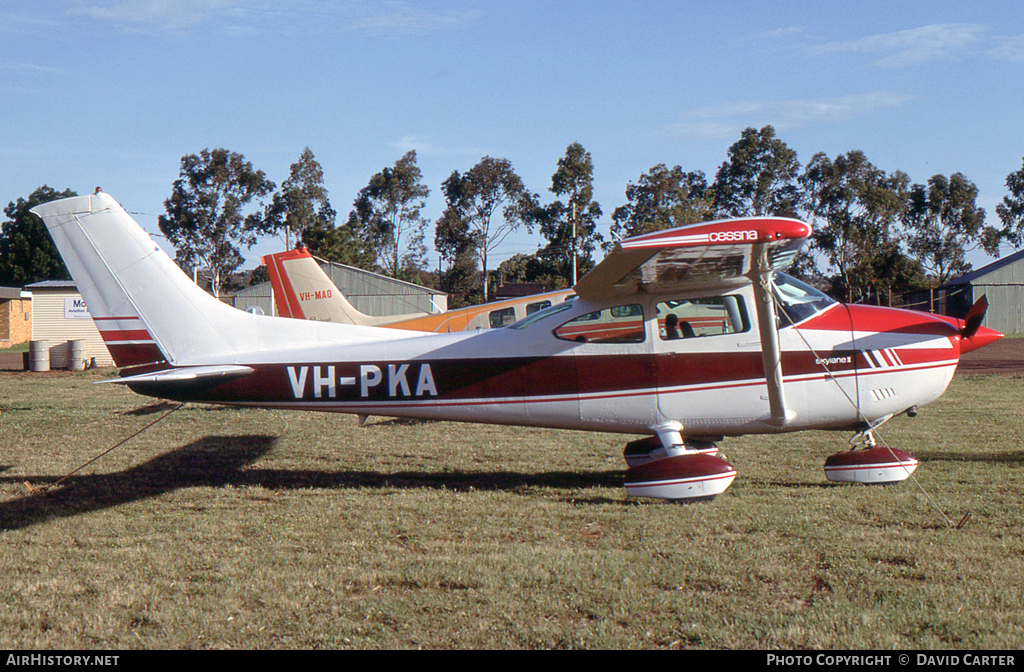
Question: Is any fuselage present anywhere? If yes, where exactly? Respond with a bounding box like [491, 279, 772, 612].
[128, 277, 985, 439]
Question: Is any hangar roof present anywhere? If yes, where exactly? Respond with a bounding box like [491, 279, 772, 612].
[942, 248, 1024, 288]
[24, 280, 78, 290]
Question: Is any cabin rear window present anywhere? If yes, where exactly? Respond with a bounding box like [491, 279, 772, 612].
[553, 304, 645, 343]
[526, 300, 551, 315]
[489, 307, 517, 328]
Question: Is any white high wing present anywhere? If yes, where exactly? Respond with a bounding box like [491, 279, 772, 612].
[32, 192, 1001, 501]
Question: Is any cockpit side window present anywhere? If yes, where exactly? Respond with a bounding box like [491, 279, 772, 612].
[488, 307, 517, 328]
[526, 300, 551, 315]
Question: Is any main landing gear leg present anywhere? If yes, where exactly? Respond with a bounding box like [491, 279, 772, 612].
[622, 423, 736, 502]
[824, 424, 919, 484]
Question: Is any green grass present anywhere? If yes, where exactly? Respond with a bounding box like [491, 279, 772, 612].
[1, 370, 1023, 649]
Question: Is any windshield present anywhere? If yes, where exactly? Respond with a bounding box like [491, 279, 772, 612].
[772, 272, 837, 326]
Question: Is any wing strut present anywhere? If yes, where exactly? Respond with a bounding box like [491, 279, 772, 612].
[748, 244, 795, 427]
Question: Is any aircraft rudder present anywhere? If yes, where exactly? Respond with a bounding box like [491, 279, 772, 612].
[268, 249, 371, 325]
[32, 192, 255, 369]
[262, 250, 305, 319]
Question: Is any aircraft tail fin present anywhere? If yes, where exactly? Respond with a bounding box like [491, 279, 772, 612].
[262, 247, 373, 325]
[31, 192, 272, 370]
[261, 247, 430, 326]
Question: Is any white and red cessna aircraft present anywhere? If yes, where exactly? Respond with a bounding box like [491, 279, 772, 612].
[32, 192, 1001, 501]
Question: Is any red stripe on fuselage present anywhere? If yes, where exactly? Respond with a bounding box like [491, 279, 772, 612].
[105, 343, 167, 368]
[121, 339, 958, 408]
[97, 329, 152, 342]
[800, 303, 960, 341]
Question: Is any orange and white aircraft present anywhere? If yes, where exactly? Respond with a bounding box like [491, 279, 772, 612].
[261, 246, 574, 332]
[32, 192, 1001, 501]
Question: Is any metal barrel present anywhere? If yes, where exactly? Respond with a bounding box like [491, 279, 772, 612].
[68, 339, 87, 371]
[29, 340, 50, 372]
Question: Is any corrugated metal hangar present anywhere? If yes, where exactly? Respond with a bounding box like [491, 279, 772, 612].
[232, 260, 447, 318]
[932, 249, 1024, 336]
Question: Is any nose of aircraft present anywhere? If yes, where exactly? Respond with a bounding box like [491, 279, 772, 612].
[955, 296, 1003, 354]
[960, 324, 1003, 354]
[924, 295, 1003, 355]
[844, 301, 1002, 358]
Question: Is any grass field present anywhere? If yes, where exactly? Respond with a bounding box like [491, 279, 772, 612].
[1, 369, 1022, 649]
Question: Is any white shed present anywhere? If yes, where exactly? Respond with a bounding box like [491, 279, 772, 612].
[25, 281, 114, 369]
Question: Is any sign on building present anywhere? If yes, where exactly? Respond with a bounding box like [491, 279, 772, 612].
[64, 297, 92, 319]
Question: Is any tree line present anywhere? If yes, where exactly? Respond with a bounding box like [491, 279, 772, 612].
[4, 126, 1024, 309]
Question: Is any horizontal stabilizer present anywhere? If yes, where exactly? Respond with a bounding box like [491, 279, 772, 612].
[99, 365, 255, 386]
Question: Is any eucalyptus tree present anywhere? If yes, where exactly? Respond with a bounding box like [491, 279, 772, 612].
[351, 150, 430, 279]
[159, 148, 275, 297]
[610, 164, 711, 242]
[301, 211, 377, 270]
[542, 142, 603, 285]
[260, 147, 336, 250]
[433, 206, 480, 306]
[438, 156, 534, 301]
[258, 148, 376, 269]
[712, 125, 801, 218]
[434, 198, 475, 272]
[1, 186, 77, 286]
[799, 150, 916, 301]
[903, 173, 1000, 284]
[997, 156, 1024, 248]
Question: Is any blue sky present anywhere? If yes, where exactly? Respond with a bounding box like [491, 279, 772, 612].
[3, 1, 1023, 271]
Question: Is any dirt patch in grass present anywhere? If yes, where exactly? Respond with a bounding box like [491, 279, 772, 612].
[958, 337, 1024, 376]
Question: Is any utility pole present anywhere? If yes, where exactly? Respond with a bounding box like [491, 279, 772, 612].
[571, 200, 577, 286]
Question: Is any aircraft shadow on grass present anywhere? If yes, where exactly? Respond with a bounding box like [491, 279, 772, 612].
[0, 435, 277, 531]
[0, 436, 625, 530]
[913, 449, 1024, 464]
[120, 401, 183, 416]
